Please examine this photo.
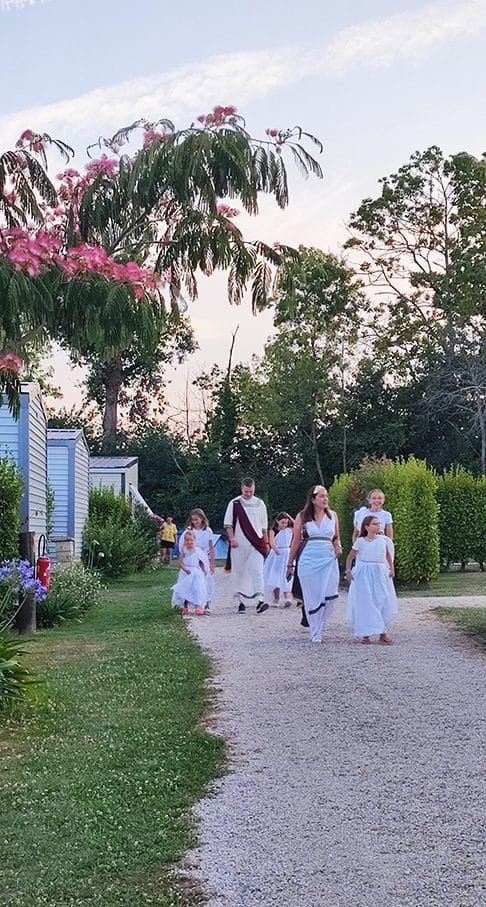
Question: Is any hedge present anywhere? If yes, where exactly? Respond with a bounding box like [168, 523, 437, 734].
[330, 457, 440, 584]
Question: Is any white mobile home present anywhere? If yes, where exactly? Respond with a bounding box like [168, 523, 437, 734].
[47, 429, 90, 560]
[0, 382, 47, 541]
[89, 456, 139, 498]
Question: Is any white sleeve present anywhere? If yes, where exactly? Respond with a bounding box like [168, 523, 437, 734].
[353, 508, 363, 528]
[384, 510, 393, 525]
[352, 538, 361, 552]
[223, 499, 234, 527]
[261, 499, 268, 531]
[384, 536, 395, 559]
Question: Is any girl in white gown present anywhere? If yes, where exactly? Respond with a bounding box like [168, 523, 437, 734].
[263, 512, 294, 606]
[287, 486, 342, 644]
[345, 515, 398, 644]
[172, 530, 208, 616]
[179, 509, 215, 612]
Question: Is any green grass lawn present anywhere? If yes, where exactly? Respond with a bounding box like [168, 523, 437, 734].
[0, 568, 224, 907]
[400, 567, 486, 597]
[435, 606, 486, 645]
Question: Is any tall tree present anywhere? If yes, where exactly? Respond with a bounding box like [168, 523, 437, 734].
[346, 146, 486, 469]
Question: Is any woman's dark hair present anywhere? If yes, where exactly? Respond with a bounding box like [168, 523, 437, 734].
[271, 511, 294, 533]
[360, 515, 380, 537]
[300, 485, 331, 524]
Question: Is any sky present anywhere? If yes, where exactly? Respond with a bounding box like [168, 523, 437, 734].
[1, 0, 485, 422]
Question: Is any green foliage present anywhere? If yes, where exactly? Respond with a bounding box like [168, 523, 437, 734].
[0, 458, 23, 562]
[437, 468, 477, 567]
[82, 488, 158, 578]
[328, 472, 356, 563]
[0, 632, 40, 712]
[0, 589, 40, 712]
[330, 457, 440, 584]
[37, 563, 105, 628]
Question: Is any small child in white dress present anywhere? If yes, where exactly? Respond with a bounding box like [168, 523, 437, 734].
[353, 488, 393, 541]
[345, 514, 398, 644]
[263, 512, 294, 607]
[172, 530, 208, 617]
[179, 509, 215, 612]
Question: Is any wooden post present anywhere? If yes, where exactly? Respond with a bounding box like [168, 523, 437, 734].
[16, 531, 36, 635]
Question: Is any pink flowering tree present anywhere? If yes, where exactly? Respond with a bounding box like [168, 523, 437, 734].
[1, 110, 323, 437]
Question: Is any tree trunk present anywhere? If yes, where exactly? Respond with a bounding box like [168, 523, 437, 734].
[102, 360, 123, 442]
[310, 415, 324, 484]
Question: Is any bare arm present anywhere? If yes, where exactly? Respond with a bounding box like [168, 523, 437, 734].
[332, 512, 342, 555]
[269, 529, 280, 553]
[385, 522, 394, 540]
[345, 546, 357, 581]
[208, 539, 215, 572]
[386, 544, 395, 577]
[287, 514, 303, 571]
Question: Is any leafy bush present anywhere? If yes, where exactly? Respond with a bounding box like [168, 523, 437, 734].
[0, 587, 41, 712]
[0, 458, 23, 561]
[330, 456, 440, 584]
[37, 563, 105, 628]
[82, 489, 158, 578]
[437, 468, 477, 568]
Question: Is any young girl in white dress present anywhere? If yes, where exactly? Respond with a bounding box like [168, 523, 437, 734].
[172, 530, 208, 617]
[345, 515, 398, 644]
[352, 488, 393, 541]
[179, 509, 215, 612]
[263, 512, 294, 607]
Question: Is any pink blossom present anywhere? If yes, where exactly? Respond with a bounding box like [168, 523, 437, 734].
[265, 128, 279, 138]
[16, 129, 34, 145]
[0, 352, 24, 374]
[217, 203, 239, 218]
[197, 115, 206, 123]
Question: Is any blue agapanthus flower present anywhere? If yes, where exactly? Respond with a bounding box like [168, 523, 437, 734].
[0, 559, 47, 603]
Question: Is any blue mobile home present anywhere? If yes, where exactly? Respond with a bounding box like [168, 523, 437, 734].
[0, 382, 47, 541]
[47, 429, 90, 560]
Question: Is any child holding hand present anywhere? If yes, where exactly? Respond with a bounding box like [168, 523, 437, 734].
[171, 530, 208, 617]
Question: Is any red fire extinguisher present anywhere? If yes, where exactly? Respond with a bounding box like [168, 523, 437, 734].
[36, 534, 51, 592]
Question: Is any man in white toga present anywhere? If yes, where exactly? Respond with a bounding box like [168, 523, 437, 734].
[224, 478, 269, 613]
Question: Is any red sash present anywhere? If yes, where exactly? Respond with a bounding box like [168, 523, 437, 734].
[225, 499, 267, 572]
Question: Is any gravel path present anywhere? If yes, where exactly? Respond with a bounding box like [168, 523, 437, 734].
[187, 571, 486, 907]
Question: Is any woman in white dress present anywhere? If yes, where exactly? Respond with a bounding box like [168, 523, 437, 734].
[345, 515, 398, 644]
[263, 512, 294, 606]
[179, 509, 215, 612]
[287, 486, 342, 643]
[171, 530, 208, 617]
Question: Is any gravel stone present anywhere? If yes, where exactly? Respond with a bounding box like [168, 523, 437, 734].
[187, 571, 486, 907]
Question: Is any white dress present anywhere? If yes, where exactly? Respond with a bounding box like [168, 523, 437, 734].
[171, 548, 208, 608]
[263, 528, 293, 602]
[353, 507, 393, 534]
[346, 536, 398, 636]
[179, 527, 215, 604]
[297, 514, 340, 643]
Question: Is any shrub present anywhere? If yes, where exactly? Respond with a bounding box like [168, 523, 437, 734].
[82, 489, 158, 578]
[37, 563, 105, 628]
[0, 587, 41, 712]
[329, 456, 440, 584]
[472, 476, 486, 570]
[437, 468, 477, 568]
[0, 458, 23, 562]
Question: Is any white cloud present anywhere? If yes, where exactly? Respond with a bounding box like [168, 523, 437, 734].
[0, 47, 312, 149]
[1, 0, 45, 9]
[327, 0, 486, 71]
[1, 1, 484, 148]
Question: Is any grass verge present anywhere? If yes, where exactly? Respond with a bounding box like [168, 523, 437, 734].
[0, 568, 224, 907]
[400, 569, 486, 597]
[435, 606, 486, 646]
